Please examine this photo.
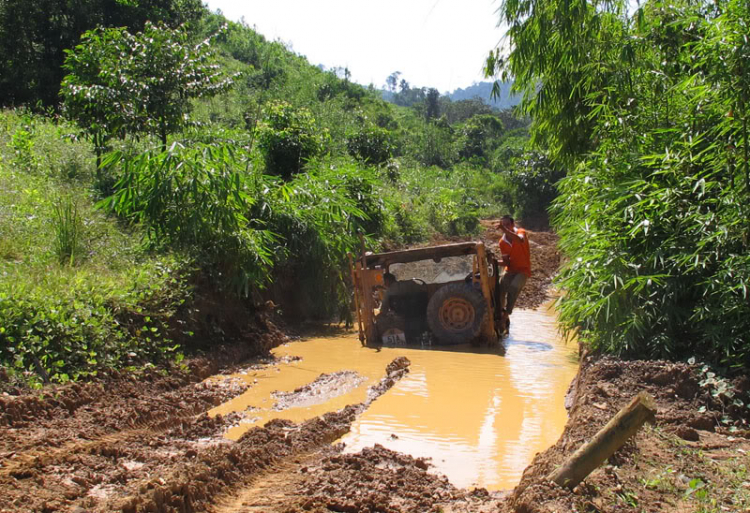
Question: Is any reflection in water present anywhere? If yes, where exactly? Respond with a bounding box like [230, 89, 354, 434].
[208, 301, 578, 491]
[505, 340, 553, 351]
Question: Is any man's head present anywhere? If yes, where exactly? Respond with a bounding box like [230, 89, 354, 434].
[501, 215, 515, 230]
[383, 272, 397, 286]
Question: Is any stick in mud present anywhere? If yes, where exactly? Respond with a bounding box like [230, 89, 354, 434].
[548, 391, 657, 489]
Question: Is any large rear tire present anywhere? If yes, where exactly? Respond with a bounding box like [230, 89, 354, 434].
[426, 283, 486, 345]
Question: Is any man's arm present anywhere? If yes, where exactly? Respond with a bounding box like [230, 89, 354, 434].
[499, 224, 526, 242]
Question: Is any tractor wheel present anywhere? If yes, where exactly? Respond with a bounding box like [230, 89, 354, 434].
[426, 283, 486, 345]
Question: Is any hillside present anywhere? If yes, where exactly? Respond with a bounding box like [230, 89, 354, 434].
[447, 81, 521, 110]
[0, 3, 549, 387]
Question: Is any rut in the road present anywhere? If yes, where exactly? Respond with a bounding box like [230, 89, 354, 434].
[100, 357, 411, 513]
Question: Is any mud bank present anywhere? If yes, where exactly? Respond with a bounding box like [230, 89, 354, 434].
[0, 326, 286, 512]
[501, 355, 750, 513]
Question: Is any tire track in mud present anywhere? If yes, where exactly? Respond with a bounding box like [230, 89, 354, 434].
[1, 398, 231, 479]
[0, 378, 248, 512]
[211, 456, 316, 512]
[0, 341, 285, 512]
[104, 357, 412, 513]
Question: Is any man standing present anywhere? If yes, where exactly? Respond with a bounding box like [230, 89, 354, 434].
[497, 215, 531, 334]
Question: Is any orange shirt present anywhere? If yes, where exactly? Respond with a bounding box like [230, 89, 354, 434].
[499, 228, 532, 277]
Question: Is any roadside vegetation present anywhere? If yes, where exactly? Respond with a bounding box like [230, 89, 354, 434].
[0, 2, 556, 386]
[488, 0, 750, 369]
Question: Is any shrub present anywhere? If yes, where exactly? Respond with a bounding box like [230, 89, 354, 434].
[0, 257, 189, 385]
[101, 143, 275, 296]
[346, 125, 394, 165]
[256, 100, 327, 179]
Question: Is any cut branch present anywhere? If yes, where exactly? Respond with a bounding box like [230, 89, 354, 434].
[548, 392, 657, 489]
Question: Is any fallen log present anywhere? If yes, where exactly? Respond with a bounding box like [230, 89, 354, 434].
[548, 391, 657, 489]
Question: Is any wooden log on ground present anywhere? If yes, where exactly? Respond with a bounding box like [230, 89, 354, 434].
[548, 391, 657, 489]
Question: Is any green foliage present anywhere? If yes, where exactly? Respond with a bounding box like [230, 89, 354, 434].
[346, 125, 394, 165]
[494, 0, 750, 365]
[382, 163, 510, 242]
[0, 138, 190, 384]
[101, 143, 275, 296]
[456, 114, 504, 163]
[256, 100, 328, 179]
[61, 21, 236, 162]
[509, 151, 564, 226]
[409, 120, 456, 168]
[52, 198, 83, 266]
[260, 161, 372, 319]
[0, 0, 205, 107]
[0, 258, 188, 385]
[485, 0, 621, 163]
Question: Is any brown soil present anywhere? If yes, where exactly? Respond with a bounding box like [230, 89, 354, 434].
[3, 229, 749, 513]
[502, 356, 750, 513]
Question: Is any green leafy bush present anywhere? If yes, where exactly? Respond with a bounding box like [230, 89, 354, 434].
[346, 125, 394, 165]
[101, 143, 276, 296]
[264, 161, 373, 319]
[256, 100, 328, 179]
[0, 259, 189, 385]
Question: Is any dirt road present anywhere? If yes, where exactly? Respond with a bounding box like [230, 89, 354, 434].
[2, 230, 748, 512]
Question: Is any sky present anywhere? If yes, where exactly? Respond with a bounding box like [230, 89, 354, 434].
[203, 0, 506, 94]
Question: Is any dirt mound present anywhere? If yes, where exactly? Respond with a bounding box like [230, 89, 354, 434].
[505, 356, 750, 513]
[288, 444, 463, 512]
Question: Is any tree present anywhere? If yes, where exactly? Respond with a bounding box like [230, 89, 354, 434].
[386, 71, 402, 92]
[61, 21, 236, 167]
[456, 114, 504, 161]
[346, 125, 394, 165]
[256, 101, 328, 180]
[425, 88, 441, 120]
[0, 0, 205, 107]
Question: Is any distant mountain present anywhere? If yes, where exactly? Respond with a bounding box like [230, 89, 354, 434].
[447, 81, 521, 110]
[380, 81, 521, 111]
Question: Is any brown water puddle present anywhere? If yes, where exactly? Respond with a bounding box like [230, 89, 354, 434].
[209, 301, 578, 490]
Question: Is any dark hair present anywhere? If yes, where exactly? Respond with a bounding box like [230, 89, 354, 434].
[501, 215, 514, 223]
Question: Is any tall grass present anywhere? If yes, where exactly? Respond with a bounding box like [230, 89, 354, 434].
[52, 197, 82, 265]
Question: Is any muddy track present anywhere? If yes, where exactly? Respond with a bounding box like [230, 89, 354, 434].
[104, 357, 411, 513]
[0, 353, 411, 512]
[0, 330, 284, 512]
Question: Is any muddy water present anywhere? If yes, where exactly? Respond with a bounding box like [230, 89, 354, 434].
[209, 302, 578, 490]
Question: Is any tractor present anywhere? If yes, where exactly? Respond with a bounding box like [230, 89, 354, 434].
[349, 241, 503, 346]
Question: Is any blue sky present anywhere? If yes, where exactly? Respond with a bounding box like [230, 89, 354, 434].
[204, 0, 506, 93]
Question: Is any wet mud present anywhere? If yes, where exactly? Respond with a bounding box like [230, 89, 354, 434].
[0, 349, 411, 512]
[272, 371, 366, 411]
